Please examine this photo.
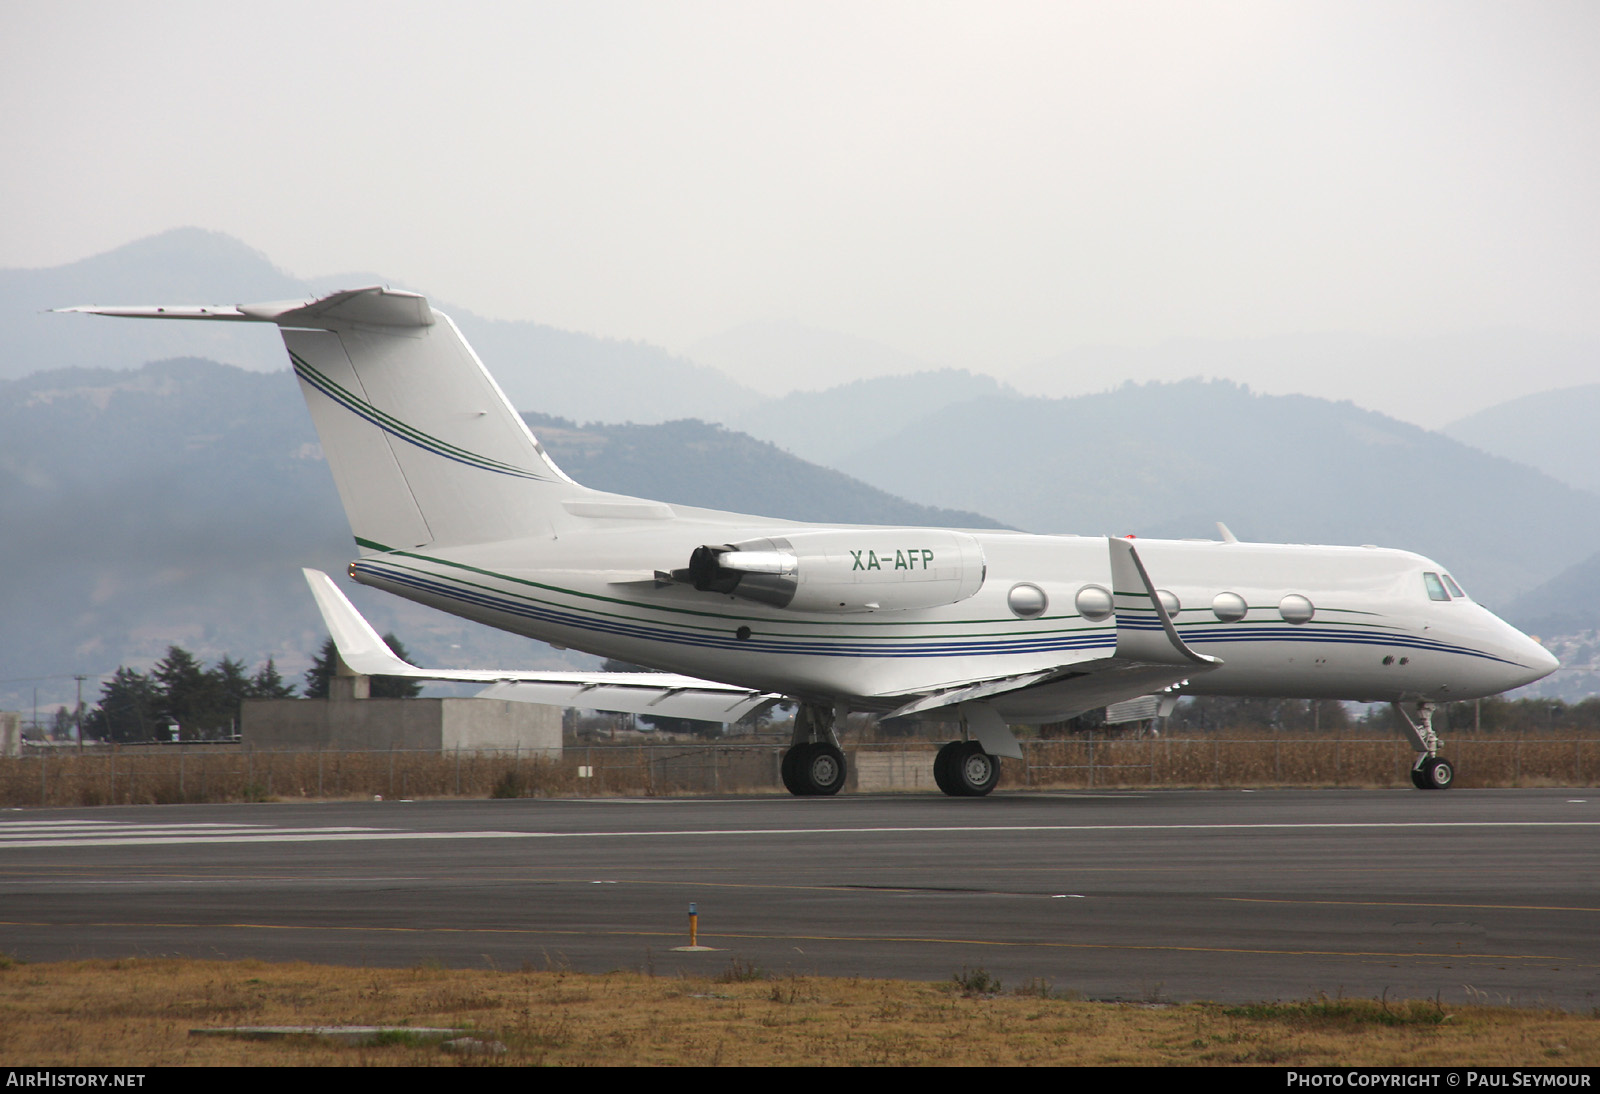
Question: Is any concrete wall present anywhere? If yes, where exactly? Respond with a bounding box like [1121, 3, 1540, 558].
[0, 713, 19, 758]
[853, 749, 936, 791]
[242, 696, 560, 755]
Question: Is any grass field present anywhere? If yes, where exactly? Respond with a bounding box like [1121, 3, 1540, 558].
[4, 730, 1597, 807]
[1, 957, 1596, 1067]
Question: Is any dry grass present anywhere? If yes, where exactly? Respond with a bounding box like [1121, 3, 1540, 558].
[2, 730, 1597, 807]
[1022, 730, 1600, 790]
[0, 957, 1595, 1067]
[0, 750, 617, 807]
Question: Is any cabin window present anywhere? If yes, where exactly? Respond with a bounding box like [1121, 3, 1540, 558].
[1279, 594, 1315, 624]
[1212, 591, 1247, 622]
[1075, 584, 1113, 622]
[1423, 572, 1451, 601]
[1442, 574, 1467, 599]
[1007, 583, 1049, 620]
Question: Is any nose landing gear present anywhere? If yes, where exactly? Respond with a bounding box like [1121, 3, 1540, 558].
[1394, 701, 1456, 790]
[1410, 755, 1454, 790]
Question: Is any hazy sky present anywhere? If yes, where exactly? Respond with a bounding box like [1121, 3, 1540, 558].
[5, 1, 1597, 382]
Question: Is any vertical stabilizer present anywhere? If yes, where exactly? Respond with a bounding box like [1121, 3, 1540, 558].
[62, 287, 587, 552]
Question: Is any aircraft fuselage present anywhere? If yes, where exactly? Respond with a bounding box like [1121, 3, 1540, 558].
[347, 513, 1555, 719]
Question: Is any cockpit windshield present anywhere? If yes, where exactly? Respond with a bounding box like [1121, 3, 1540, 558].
[1423, 572, 1451, 601]
[1442, 574, 1467, 600]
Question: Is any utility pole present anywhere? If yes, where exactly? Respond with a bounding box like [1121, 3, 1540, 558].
[74, 675, 86, 755]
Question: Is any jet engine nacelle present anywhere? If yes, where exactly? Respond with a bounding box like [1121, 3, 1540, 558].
[682, 529, 987, 613]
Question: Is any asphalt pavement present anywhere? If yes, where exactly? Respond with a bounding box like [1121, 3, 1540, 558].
[1, 788, 1595, 1008]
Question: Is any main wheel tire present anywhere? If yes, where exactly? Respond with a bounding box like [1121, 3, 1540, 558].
[1409, 765, 1429, 790]
[803, 743, 847, 796]
[1421, 756, 1454, 790]
[781, 744, 812, 796]
[953, 742, 1000, 797]
[933, 740, 964, 796]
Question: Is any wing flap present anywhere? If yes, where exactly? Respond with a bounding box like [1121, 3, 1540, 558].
[477, 681, 774, 722]
[881, 658, 1200, 722]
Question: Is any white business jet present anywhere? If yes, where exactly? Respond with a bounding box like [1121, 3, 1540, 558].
[63, 287, 1558, 795]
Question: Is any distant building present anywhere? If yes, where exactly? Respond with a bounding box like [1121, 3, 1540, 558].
[242, 675, 559, 755]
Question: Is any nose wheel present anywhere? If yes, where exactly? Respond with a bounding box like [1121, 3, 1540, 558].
[1395, 702, 1456, 791]
[1410, 755, 1454, 790]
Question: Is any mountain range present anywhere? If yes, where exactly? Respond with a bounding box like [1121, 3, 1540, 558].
[6, 229, 1597, 710]
[1442, 384, 1600, 496]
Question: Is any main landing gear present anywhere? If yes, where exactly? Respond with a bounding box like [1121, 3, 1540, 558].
[1394, 701, 1455, 790]
[777, 701, 1006, 798]
[933, 739, 1001, 797]
[780, 702, 848, 796]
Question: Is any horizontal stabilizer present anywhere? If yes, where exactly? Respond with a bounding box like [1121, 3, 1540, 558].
[303, 569, 780, 721]
[57, 286, 433, 329]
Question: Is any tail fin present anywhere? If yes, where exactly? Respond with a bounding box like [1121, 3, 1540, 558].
[63, 287, 585, 551]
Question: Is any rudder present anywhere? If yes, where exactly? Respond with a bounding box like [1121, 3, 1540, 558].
[62, 285, 588, 552]
[281, 294, 582, 551]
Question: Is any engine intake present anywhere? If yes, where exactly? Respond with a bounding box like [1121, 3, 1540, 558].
[679, 529, 986, 613]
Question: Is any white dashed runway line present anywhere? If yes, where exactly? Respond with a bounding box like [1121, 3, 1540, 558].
[0, 820, 531, 849]
[3, 816, 1598, 850]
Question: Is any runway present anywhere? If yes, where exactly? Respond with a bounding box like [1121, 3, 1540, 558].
[1, 789, 1596, 1008]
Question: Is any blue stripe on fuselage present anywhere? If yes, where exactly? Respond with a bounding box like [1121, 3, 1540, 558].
[352, 560, 1519, 667]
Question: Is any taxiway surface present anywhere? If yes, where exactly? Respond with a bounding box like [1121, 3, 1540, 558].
[1, 789, 1595, 1008]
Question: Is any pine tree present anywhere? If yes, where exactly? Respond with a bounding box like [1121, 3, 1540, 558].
[152, 645, 235, 739]
[85, 667, 163, 742]
[304, 638, 338, 699]
[249, 659, 297, 699]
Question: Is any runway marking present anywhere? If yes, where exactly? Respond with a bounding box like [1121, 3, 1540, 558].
[1225, 897, 1600, 914]
[0, 917, 1583, 966]
[4, 817, 1600, 849]
[0, 821, 523, 849]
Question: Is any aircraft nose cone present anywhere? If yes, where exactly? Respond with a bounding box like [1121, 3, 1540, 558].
[1530, 641, 1560, 677]
[1506, 633, 1560, 690]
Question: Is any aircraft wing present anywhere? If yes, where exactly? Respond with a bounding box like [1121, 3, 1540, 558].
[879, 537, 1222, 722]
[303, 569, 780, 722]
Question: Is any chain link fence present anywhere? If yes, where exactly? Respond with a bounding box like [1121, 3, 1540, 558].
[0, 732, 1594, 807]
